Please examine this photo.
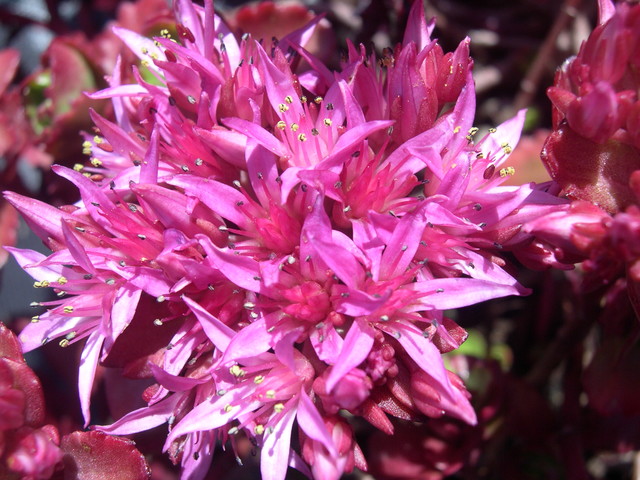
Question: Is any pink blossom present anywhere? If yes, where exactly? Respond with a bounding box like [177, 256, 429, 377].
[3, 1, 576, 478]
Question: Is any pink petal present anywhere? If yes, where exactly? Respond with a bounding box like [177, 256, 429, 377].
[261, 406, 297, 480]
[598, 0, 616, 24]
[85, 84, 148, 99]
[320, 120, 394, 171]
[60, 221, 97, 274]
[403, 0, 435, 50]
[113, 26, 166, 73]
[219, 319, 272, 365]
[106, 283, 142, 352]
[194, 126, 247, 168]
[174, 0, 204, 47]
[168, 175, 249, 228]
[302, 200, 364, 289]
[197, 235, 263, 293]
[97, 394, 181, 435]
[392, 324, 454, 399]
[53, 165, 118, 232]
[89, 110, 146, 160]
[246, 141, 281, 206]
[166, 392, 260, 445]
[139, 126, 159, 184]
[297, 390, 336, 456]
[408, 277, 524, 311]
[223, 117, 288, 157]
[79, 331, 104, 426]
[182, 295, 234, 351]
[326, 319, 375, 392]
[149, 363, 208, 392]
[379, 203, 428, 279]
[3, 192, 71, 243]
[310, 323, 343, 362]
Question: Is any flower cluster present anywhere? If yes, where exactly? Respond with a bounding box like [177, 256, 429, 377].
[533, 0, 640, 313]
[543, 0, 640, 214]
[4, 1, 572, 479]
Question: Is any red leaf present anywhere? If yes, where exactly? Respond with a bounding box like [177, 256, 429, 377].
[0, 322, 24, 363]
[61, 431, 150, 480]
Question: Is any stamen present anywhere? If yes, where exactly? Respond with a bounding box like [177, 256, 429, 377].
[499, 166, 515, 177]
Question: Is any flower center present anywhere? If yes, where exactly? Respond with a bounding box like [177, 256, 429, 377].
[281, 281, 331, 322]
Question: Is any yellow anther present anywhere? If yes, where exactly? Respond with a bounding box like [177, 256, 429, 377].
[149, 52, 159, 60]
[34, 280, 50, 288]
[90, 158, 102, 167]
[141, 47, 149, 55]
[253, 375, 265, 384]
[323, 118, 332, 126]
[93, 135, 103, 144]
[82, 140, 92, 149]
[298, 133, 307, 142]
[31, 316, 39, 323]
[290, 123, 299, 132]
[501, 142, 513, 155]
[254, 424, 265, 435]
[468, 127, 479, 135]
[284, 95, 293, 104]
[229, 364, 246, 377]
[141, 59, 150, 68]
[73, 164, 84, 171]
[57, 276, 68, 285]
[224, 404, 235, 413]
[499, 166, 515, 177]
[160, 29, 171, 38]
[266, 389, 276, 399]
[276, 120, 286, 130]
[449, 65, 454, 74]
[453, 126, 461, 133]
[273, 403, 285, 413]
[314, 96, 323, 104]
[278, 103, 289, 113]
[476, 152, 485, 159]
[300, 95, 307, 103]
[59, 339, 70, 348]
[63, 305, 74, 314]
[488, 127, 497, 133]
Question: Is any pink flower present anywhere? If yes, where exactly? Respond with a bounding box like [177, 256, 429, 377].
[3, 1, 576, 479]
